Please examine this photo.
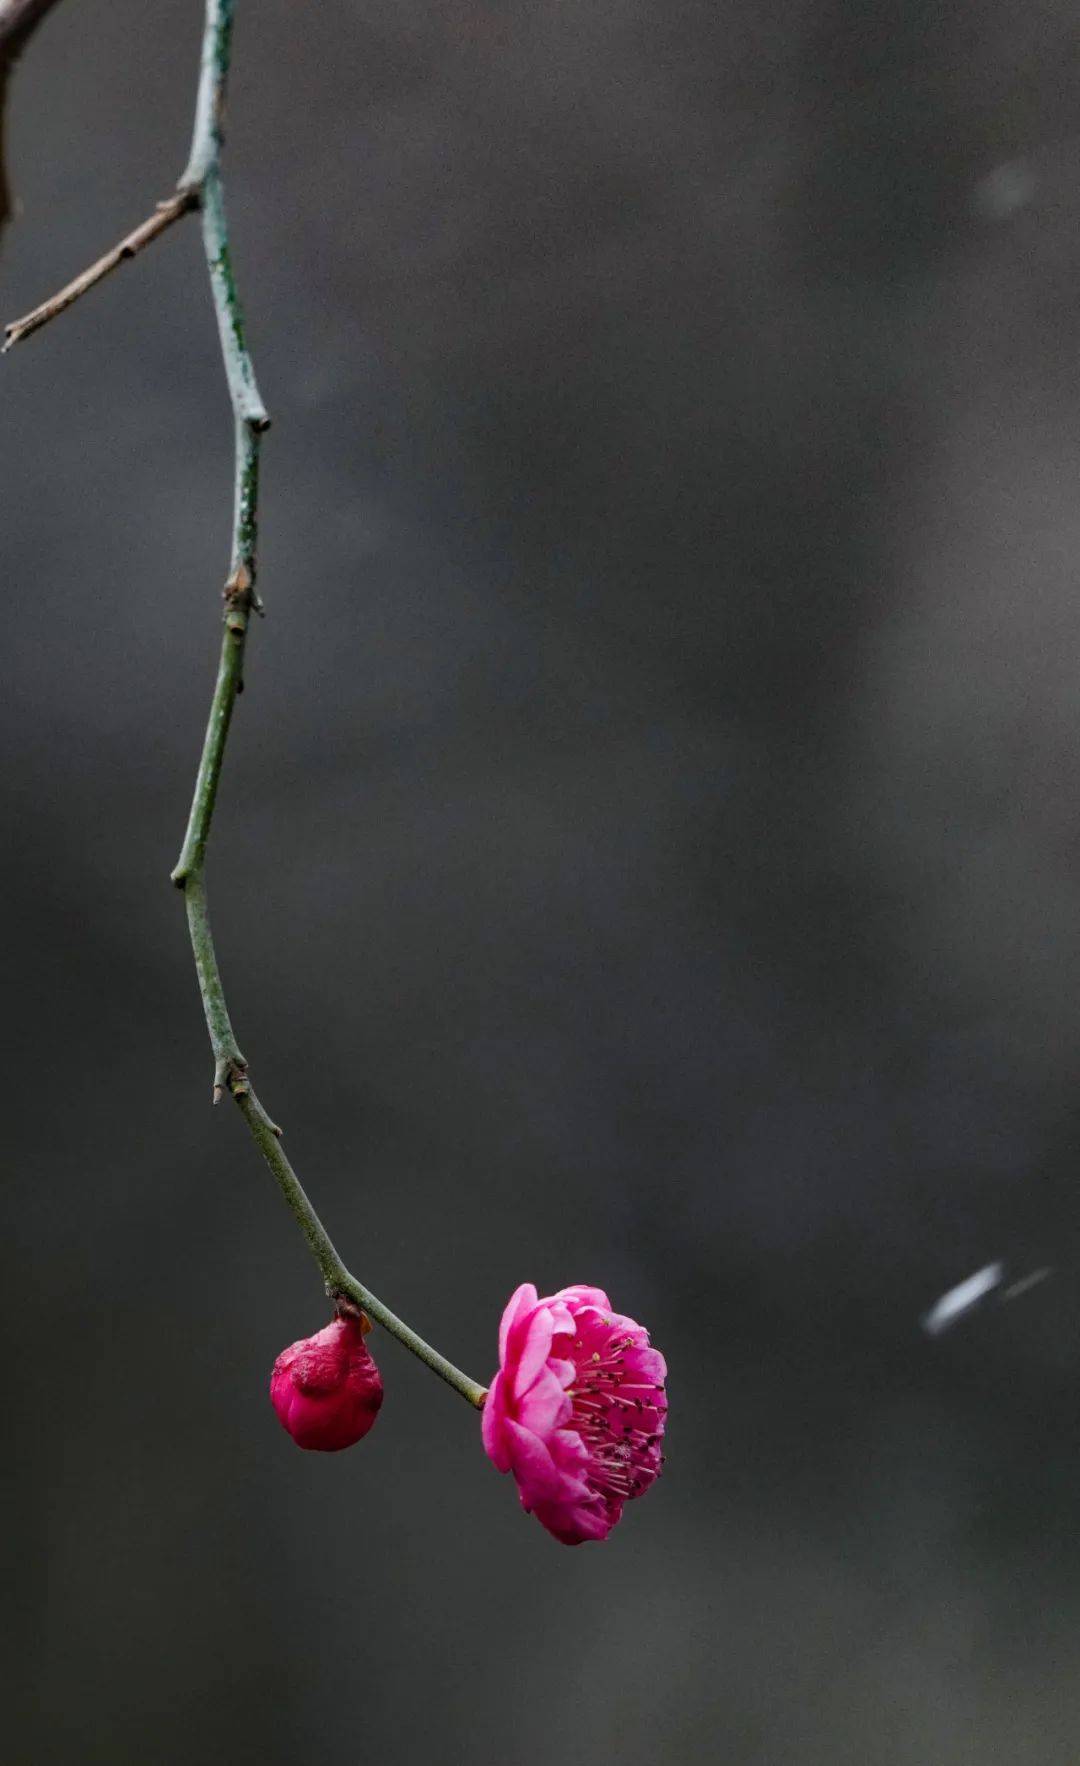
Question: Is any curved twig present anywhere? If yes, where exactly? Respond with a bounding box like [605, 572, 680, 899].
[173, 0, 485, 1408]
[7, 0, 487, 1409]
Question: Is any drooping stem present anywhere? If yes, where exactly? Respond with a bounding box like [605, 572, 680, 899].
[2, 0, 486, 1409]
[2, 0, 487, 1409]
[233, 1085, 488, 1401]
[166, 0, 486, 1408]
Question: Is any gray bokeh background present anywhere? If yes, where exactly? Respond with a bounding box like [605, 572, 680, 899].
[7, 1, 1080, 1760]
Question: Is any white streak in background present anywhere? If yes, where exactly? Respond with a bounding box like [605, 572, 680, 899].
[922, 1262, 1004, 1335]
[1001, 1267, 1052, 1303]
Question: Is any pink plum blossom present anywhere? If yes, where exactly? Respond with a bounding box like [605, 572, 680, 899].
[270, 1314, 383, 1451]
[482, 1282, 667, 1544]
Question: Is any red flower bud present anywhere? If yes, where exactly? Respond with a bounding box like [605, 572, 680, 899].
[270, 1315, 384, 1451]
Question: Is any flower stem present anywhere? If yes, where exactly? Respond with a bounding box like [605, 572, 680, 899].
[168, 0, 486, 1410]
[232, 1085, 487, 1405]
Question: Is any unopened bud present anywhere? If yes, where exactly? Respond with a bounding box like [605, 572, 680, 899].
[270, 1316, 383, 1451]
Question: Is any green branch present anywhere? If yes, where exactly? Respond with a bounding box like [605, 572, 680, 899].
[9, 0, 487, 1411]
[172, 0, 486, 1410]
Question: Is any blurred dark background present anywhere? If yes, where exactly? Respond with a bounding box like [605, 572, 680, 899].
[7, 1, 1080, 1759]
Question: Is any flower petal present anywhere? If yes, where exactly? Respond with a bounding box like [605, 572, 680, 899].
[481, 1371, 511, 1472]
[533, 1495, 618, 1545]
[552, 1285, 611, 1313]
[508, 1304, 559, 1396]
[503, 1419, 574, 1507]
[547, 1356, 576, 1391]
[620, 1345, 667, 1386]
[517, 1366, 572, 1438]
[498, 1283, 538, 1365]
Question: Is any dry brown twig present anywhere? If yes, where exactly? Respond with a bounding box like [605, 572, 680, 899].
[3, 191, 197, 347]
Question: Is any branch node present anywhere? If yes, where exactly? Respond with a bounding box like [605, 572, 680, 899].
[223, 562, 256, 632]
[212, 1051, 248, 1104]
